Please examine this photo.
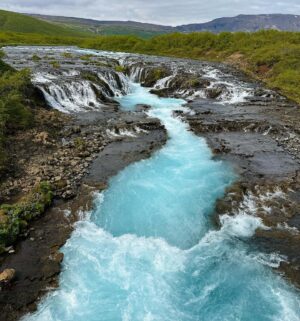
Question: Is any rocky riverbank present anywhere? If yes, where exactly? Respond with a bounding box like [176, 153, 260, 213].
[0, 80, 166, 321]
[0, 106, 166, 321]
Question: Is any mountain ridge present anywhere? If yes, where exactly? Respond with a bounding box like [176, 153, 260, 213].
[177, 14, 300, 32]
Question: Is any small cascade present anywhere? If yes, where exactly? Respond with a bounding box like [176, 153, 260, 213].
[33, 69, 132, 113]
[97, 70, 130, 97]
[202, 66, 254, 103]
[3, 46, 260, 110]
[106, 125, 149, 139]
[37, 80, 103, 113]
[128, 64, 149, 82]
[154, 74, 177, 90]
[152, 65, 255, 104]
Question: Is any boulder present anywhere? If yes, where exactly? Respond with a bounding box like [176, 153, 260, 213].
[0, 268, 16, 283]
[205, 85, 226, 99]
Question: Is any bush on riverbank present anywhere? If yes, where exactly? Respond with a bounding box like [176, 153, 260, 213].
[0, 56, 33, 171]
[0, 181, 53, 252]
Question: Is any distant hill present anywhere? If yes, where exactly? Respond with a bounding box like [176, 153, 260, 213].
[27, 13, 300, 38]
[176, 14, 300, 32]
[0, 10, 91, 37]
[28, 14, 173, 38]
[2, 11, 300, 39]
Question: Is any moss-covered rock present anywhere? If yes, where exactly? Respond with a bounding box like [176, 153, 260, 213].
[142, 67, 171, 87]
[115, 65, 126, 73]
[205, 87, 224, 99]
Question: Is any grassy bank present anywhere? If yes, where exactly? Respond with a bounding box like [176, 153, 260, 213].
[0, 30, 299, 103]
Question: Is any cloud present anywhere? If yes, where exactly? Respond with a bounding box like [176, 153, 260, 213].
[0, 0, 299, 25]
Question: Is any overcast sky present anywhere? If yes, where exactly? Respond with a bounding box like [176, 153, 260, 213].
[1, 0, 300, 25]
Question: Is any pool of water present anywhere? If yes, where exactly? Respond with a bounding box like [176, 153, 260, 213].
[24, 83, 300, 321]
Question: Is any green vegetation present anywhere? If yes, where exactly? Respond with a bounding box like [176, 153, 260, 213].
[1, 30, 300, 103]
[31, 54, 41, 62]
[94, 26, 166, 39]
[0, 181, 53, 252]
[0, 27, 298, 103]
[80, 54, 94, 61]
[115, 65, 126, 73]
[0, 62, 33, 169]
[74, 137, 86, 150]
[50, 60, 60, 69]
[0, 9, 91, 37]
[61, 52, 73, 59]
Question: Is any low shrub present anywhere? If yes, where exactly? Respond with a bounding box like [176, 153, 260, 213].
[0, 181, 53, 252]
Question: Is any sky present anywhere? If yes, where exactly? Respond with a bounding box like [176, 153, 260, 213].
[0, 0, 300, 25]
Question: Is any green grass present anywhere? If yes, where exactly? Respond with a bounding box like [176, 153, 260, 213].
[96, 26, 166, 39]
[0, 10, 91, 37]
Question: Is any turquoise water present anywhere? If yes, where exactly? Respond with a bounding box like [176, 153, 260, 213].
[24, 84, 300, 321]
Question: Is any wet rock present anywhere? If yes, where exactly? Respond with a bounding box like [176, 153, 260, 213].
[141, 66, 171, 87]
[136, 104, 151, 112]
[51, 252, 64, 264]
[205, 85, 226, 99]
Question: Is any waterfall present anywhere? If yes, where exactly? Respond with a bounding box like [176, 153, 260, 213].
[128, 64, 149, 82]
[97, 71, 130, 97]
[33, 69, 132, 113]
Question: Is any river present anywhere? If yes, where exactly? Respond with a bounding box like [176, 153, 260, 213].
[23, 81, 300, 321]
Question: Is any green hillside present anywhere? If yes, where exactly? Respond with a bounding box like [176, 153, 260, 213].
[29, 14, 172, 38]
[94, 26, 165, 38]
[0, 10, 91, 37]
